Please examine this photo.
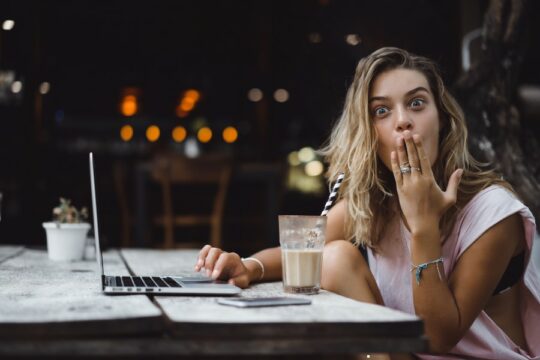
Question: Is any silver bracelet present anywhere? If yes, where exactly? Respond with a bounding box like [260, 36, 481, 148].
[241, 257, 265, 281]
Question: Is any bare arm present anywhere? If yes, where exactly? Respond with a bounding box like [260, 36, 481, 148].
[391, 132, 525, 352]
[193, 244, 277, 288]
[243, 246, 282, 282]
[411, 213, 524, 353]
[243, 200, 347, 281]
[325, 199, 347, 243]
[195, 200, 347, 287]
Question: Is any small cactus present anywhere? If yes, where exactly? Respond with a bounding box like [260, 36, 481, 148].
[52, 198, 89, 224]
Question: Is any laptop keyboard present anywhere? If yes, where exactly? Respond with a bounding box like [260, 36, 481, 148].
[106, 276, 182, 288]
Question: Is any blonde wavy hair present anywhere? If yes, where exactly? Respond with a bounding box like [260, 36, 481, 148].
[320, 47, 512, 249]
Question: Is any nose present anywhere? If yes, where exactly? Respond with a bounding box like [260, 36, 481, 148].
[395, 107, 413, 132]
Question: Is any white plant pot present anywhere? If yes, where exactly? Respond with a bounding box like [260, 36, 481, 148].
[43, 222, 91, 261]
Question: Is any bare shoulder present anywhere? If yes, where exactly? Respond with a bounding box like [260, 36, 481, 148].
[451, 213, 524, 288]
[326, 199, 348, 243]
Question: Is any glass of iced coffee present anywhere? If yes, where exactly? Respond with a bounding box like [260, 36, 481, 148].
[279, 215, 326, 294]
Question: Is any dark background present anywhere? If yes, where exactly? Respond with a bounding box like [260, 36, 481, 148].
[0, 0, 538, 255]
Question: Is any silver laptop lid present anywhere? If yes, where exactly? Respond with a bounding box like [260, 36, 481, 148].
[89, 153, 105, 286]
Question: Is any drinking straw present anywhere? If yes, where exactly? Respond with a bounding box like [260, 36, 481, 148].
[306, 172, 344, 247]
[321, 172, 345, 216]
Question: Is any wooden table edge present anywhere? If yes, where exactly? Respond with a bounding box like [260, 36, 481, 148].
[0, 336, 429, 355]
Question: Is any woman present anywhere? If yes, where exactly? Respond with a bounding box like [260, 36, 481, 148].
[194, 47, 539, 359]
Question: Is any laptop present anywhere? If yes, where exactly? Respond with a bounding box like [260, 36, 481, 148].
[89, 152, 241, 295]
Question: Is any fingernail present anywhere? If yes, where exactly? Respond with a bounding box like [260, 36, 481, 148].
[211, 270, 219, 279]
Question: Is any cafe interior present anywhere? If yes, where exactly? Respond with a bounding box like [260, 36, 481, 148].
[0, 0, 539, 257]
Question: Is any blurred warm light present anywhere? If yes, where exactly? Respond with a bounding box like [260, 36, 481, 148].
[11, 81, 22, 93]
[274, 89, 289, 103]
[180, 97, 195, 111]
[121, 95, 138, 117]
[288, 147, 324, 193]
[286, 166, 325, 195]
[308, 32, 322, 44]
[305, 160, 324, 177]
[185, 89, 200, 102]
[247, 88, 263, 102]
[146, 125, 160, 142]
[222, 126, 238, 143]
[176, 89, 201, 117]
[298, 147, 315, 162]
[39, 82, 50, 95]
[172, 126, 187, 143]
[287, 151, 301, 166]
[2, 20, 15, 31]
[345, 34, 362, 46]
[197, 127, 212, 143]
[120, 125, 134, 142]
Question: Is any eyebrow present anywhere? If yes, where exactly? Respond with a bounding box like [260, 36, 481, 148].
[369, 86, 430, 103]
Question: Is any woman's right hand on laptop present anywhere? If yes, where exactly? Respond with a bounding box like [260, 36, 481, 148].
[194, 245, 252, 288]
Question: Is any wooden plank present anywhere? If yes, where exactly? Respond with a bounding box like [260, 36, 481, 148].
[121, 249, 426, 353]
[0, 336, 427, 356]
[0, 246, 24, 264]
[0, 248, 163, 339]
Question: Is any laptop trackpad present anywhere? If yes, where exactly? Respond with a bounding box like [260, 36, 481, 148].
[171, 276, 213, 283]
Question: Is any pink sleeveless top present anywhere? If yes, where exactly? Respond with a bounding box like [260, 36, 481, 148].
[367, 185, 539, 359]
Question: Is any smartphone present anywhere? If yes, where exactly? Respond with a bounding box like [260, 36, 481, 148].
[217, 297, 312, 308]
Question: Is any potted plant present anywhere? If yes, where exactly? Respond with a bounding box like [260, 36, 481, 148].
[43, 198, 91, 261]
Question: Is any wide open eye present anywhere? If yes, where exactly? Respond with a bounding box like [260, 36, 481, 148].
[373, 106, 389, 117]
[410, 98, 425, 108]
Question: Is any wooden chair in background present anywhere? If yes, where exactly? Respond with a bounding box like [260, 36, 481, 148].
[150, 153, 232, 249]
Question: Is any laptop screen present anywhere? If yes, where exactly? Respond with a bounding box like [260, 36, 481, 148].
[89, 152, 105, 285]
